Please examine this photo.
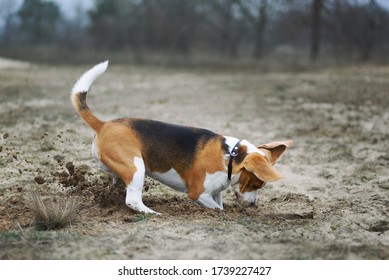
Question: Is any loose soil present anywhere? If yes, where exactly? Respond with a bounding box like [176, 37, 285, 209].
[0, 59, 388, 259]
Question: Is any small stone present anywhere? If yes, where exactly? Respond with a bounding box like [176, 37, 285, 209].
[34, 176, 46, 185]
[9, 196, 18, 205]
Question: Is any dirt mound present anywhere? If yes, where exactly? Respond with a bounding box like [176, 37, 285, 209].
[2, 158, 317, 230]
[268, 193, 314, 220]
[45, 161, 125, 208]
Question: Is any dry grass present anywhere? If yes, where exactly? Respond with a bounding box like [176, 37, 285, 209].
[29, 190, 82, 231]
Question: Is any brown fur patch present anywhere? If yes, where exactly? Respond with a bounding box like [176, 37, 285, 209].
[243, 153, 283, 182]
[186, 136, 227, 200]
[96, 122, 142, 185]
[258, 140, 293, 164]
[72, 92, 104, 132]
[238, 169, 266, 193]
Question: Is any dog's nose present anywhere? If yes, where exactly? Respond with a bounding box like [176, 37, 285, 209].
[250, 200, 256, 207]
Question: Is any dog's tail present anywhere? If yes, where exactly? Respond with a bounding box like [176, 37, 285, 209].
[70, 61, 108, 132]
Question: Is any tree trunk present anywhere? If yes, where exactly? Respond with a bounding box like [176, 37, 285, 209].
[254, 0, 267, 59]
[310, 0, 322, 61]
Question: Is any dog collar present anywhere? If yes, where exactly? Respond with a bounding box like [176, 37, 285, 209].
[228, 140, 241, 180]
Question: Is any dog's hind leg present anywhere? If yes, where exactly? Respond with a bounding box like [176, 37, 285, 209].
[100, 151, 159, 214]
[124, 157, 160, 215]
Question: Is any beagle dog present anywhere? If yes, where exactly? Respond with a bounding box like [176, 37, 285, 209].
[71, 61, 292, 214]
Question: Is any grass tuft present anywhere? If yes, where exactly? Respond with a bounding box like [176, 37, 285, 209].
[30, 190, 82, 231]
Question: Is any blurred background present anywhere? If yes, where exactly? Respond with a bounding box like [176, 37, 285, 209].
[1, 0, 389, 70]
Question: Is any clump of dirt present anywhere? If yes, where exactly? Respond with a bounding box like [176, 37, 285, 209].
[43, 161, 126, 209]
[34, 176, 45, 184]
[368, 220, 389, 233]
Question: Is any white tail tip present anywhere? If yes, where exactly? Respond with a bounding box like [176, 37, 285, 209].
[71, 60, 109, 95]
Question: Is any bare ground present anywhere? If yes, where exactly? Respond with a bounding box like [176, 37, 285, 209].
[0, 60, 388, 259]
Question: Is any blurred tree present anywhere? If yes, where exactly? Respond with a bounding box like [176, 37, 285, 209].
[310, 0, 322, 61]
[206, 0, 244, 57]
[268, 2, 310, 50]
[56, 2, 90, 50]
[17, 0, 61, 44]
[142, 0, 200, 54]
[160, 0, 200, 55]
[357, 0, 384, 61]
[0, 0, 20, 46]
[89, 0, 201, 55]
[331, 0, 387, 61]
[240, 0, 269, 59]
[89, 0, 130, 49]
[2, 0, 389, 65]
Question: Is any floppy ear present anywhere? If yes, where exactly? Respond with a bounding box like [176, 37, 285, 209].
[258, 140, 293, 165]
[243, 154, 283, 182]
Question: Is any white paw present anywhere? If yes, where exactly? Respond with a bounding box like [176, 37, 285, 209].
[141, 208, 161, 215]
[127, 203, 161, 215]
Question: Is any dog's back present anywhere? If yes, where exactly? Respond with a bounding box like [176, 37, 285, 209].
[101, 118, 229, 175]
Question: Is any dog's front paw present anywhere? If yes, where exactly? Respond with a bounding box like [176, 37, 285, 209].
[145, 210, 161, 216]
[126, 203, 161, 215]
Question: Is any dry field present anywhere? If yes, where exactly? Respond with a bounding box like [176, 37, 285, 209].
[0, 58, 388, 259]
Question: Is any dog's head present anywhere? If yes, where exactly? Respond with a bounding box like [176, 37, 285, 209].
[232, 140, 293, 207]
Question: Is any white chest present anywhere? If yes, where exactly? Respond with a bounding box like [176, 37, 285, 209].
[147, 168, 230, 195]
[204, 171, 230, 194]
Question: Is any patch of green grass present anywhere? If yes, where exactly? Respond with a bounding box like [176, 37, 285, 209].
[218, 216, 230, 222]
[0, 229, 78, 257]
[135, 213, 155, 222]
[236, 218, 257, 229]
[125, 213, 156, 223]
[0, 231, 23, 242]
